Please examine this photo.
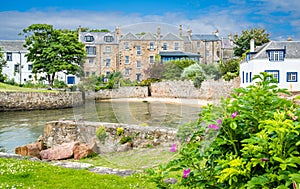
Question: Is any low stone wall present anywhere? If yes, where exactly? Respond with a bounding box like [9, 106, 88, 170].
[42, 120, 178, 154]
[85, 86, 148, 100]
[150, 78, 240, 99]
[0, 92, 83, 111]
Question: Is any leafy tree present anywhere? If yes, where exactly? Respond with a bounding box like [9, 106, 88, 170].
[143, 63, 165, 79]
[0, 48, 6, 82]
[234, 28, 270, 57]
[219, 58, 240, 81]
[170, 59, 195, 69]
[21, 24, 86, 87]
[162, 62, 182, 80]
[89, 29, 110, 32]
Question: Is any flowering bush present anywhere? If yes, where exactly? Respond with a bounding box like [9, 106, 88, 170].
[147, 73, 300, 188]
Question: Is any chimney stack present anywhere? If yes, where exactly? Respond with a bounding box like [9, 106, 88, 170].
[187, 28, 192, 37]
[157, 26, 161, 39]
[115, 26, 121, 39]
[179, 25, 182, 37]
[250, 39, 255, 52]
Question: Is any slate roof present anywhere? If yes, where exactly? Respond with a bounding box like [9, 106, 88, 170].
[120, 32, 139, 40]
[80, 32, 119, 44]
[191, 34, 220, 41]
[253, 41, 300, 59]
[0, 40, 27, 52]
[161, 33, 182, 41]
[160, 51, 200, 57]
[139, 32, 157, 40]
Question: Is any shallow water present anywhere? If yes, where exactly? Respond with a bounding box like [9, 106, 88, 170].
[0, 99, 201, 153]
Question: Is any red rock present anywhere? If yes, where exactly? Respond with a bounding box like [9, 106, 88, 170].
[40, 142, 78, 160]
[73, 143, 94, 160]
[15, 142, 43, 159]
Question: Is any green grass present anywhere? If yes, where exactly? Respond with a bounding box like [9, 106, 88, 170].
[79, 146, 176, 170]
[0, 158, 155, 189]
[0, 82, 55, 92]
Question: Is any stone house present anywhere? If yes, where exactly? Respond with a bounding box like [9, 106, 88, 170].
[240, 40, 300, 91]
[79, 25, 227, 81]
[0, 40, 79, 85]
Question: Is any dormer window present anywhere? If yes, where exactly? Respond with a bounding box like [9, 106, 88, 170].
[104, 36, 113, 43]
[84, 35, 94, 42]
[268, 50, 285, 61]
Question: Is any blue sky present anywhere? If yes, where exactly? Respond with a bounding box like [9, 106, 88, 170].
[1, 0, 300, 40]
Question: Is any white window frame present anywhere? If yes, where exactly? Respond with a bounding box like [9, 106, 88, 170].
[125, 56, 130, 64]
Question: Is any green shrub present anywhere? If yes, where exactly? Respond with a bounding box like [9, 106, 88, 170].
[96, 126, 107, 144]
[120, 136, 133, 144]
[116, 127, 124, 136]
[148, 72, 300, 188]
[53, 79, 67, 88]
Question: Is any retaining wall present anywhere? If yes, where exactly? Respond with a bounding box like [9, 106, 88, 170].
[0, 92, 83, 111]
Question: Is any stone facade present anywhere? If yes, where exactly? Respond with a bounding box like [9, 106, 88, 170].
[79, 25, 229, 81]
[0, 92, 83, 111]
[42, 120, 178, 154]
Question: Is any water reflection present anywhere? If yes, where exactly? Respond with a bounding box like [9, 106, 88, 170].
[0, 99, 201, 153]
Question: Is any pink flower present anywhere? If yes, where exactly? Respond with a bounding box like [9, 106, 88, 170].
[208, 124, 220, 130]
[217, 119, 222, 125]
[261, 157, 269, 162]
[170, 143, 177, 152]
[182, 168, 190, 178]
[231, 112, 238, 119]
[293, 181, 297, 189]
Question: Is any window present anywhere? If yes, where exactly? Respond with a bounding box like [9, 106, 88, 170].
[197, 41, 201, 48]
[106, 59, 111, 67]
[125, 68, 130, 76]
[28, 75, 32, 79]
[242, 71, 244, 83]
[246, 53, 251, 62]
[86, 46, 96, 55]
[28, 64, 33, 71]
[287, 72, 297, 82]
[149, 56, 154, 64]
[92, 72, 96, 76]
[205, 42, 210, 48]
[85, 72, 90, 77]
[89, 58, 94, 64]
[149, 42, 154, 50]
[106, 46, 111, 53]
[246, 72, 249, 83]
[106, 71, 110, 77]
[250, 72, 252, 82]
[265, 70, 279, 83]
[162, 43, 167, 50]
[67, 76, 75, 84]
[84, 35, 94, 42]
[206, 51, 210, 57]
[268, 50, 284, 61]
[136, 73, 141, 81]
[125, 56, 130, 64]
[136, 45, 141, 55]
[6, 52, 12, 61]
[137, 61, 141, 68]
[124, 42, 129, 50]
[104, 36, 113, 42]
[174, 42, 179, 50]
[14, 64, 19, 72]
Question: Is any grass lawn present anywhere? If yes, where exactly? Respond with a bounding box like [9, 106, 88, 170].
[0, 82, 55, 92]
[0, 158, 156, 189]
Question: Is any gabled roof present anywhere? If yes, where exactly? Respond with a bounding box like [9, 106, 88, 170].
[191, 34, 220, 41]
[139, 32, 157, 40]
[161, 33, 182, 41]
[121, 32, 139, 40]
[0, 40, 27, 52]
[253, 41, 300, 59]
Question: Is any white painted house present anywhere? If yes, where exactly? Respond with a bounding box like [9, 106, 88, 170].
[0, 40, 79, 85]
[240, 40, 300, 92]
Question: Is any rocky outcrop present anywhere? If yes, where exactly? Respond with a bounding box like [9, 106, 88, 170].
[15, 141, 44, 159]
[73, 143, 94, 160]
[40, 142, 78, 160]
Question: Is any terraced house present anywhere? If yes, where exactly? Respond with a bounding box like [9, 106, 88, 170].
[79, 25, 227, 81]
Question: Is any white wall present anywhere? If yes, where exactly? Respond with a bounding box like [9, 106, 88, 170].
[240, 58, 300, 91]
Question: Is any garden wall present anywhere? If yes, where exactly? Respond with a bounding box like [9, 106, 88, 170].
[85, 86, 148, 100]
[150, 78, 240, 99]
[0, 92, 83, 111]
[42, 120, 178, 154]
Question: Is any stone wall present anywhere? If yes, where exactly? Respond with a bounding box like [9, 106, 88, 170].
[42, 120, 178, 154]
[85, 86, 148, 100]
[150, 78, 240, 99]
[0, 92, 83, 111]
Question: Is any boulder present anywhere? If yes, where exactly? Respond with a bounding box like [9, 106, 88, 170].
[15, 141, 43, 159]
[73, 143, 94, 160]
[40, 142, 78, 160]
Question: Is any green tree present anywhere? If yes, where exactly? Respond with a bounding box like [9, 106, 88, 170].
[21, 24, 86, 87]
[219, 58, 240, 81]
[162, 61, 182, 80]
[0, 48, 7, 82]
[234, 28, 270, 57]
